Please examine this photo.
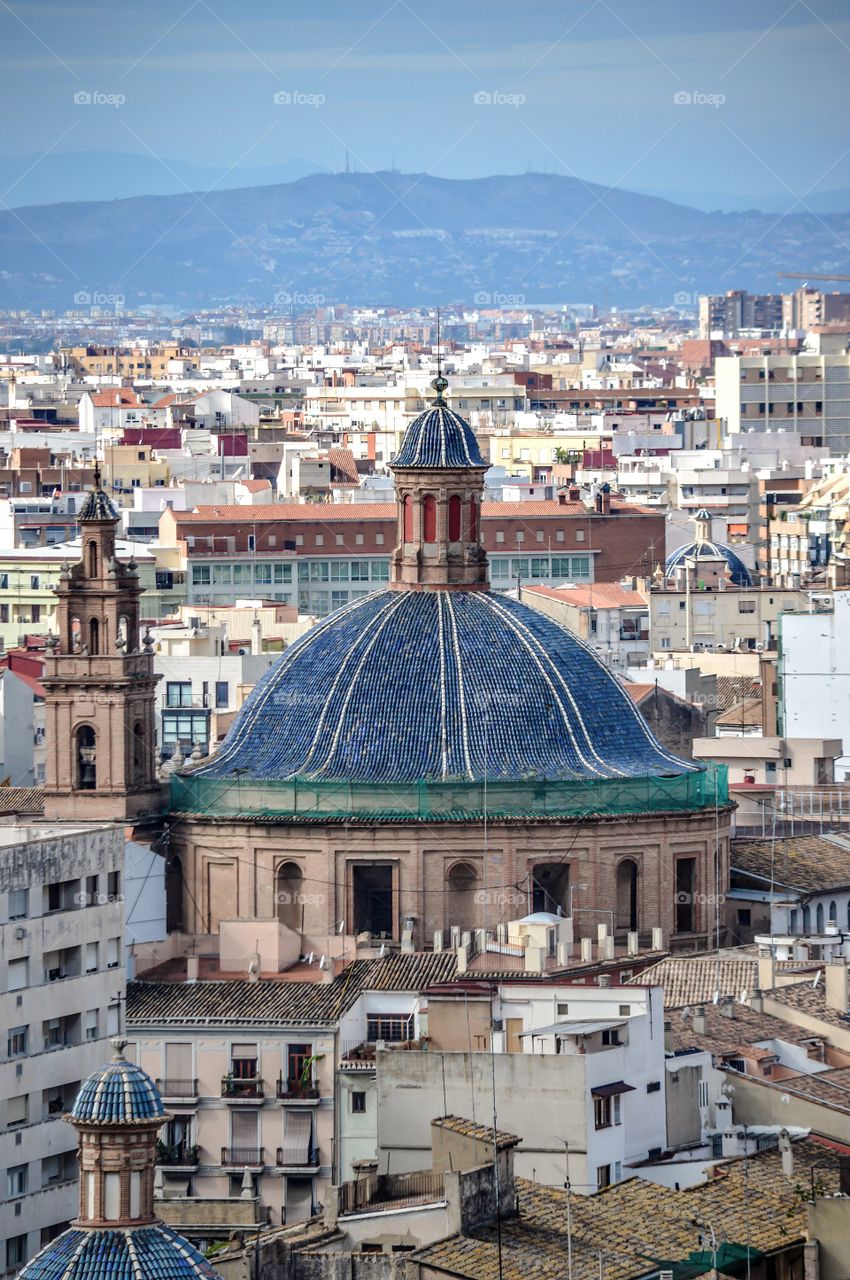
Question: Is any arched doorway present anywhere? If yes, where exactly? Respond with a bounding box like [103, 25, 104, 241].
[446, 861, 478, 931]
[75, 725, 97, 790]
[277, 862, 304, 932]
[616, 859, 639, 932]
[531, 863, 570, 915]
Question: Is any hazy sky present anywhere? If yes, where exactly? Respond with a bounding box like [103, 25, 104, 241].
[2, 0, 850, 204]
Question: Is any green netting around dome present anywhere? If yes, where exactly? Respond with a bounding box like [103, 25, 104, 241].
[170, 764, 728, 821]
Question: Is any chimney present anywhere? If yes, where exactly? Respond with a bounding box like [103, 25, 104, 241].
[692, 1006, 707, 1035]
[627, 931, 639, 956]
[651, 926, 663, 951]
[558, 491, 567, 506]
[825, 959, 849, 1012]
[778, 1128, 793, 1177]
[749, 988, 764, 1014]
[186, 955, 199, 983]
[757, 951, 776, 992]
[580, 937, 593, 963]
[600, 483, 611, 516]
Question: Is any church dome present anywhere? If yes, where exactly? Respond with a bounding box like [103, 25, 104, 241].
[72, 1052, 165, 1125]
[665, 538, 752, 587]
[18, 1225, 222, 1280]
[193, 589, 693, 786]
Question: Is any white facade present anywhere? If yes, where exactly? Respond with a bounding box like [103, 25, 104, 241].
[0, 667, 37, 785]
[779, 589, 850, 779]
[0, 823, 126, 1271]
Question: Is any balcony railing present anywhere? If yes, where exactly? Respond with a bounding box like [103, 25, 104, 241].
[221, 1074, 264, 1100]
[276, 1147, 319, 1168]
[220, 1147, 264, 1167]
[156, 1078, 198, 1099]
[276, 1077, 320, 1101]
[156, 1141, 200, 1167]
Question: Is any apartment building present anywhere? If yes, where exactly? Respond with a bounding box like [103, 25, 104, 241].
[715, 353, 850, 451]
[0, 823, 126, 1272]
[371, 981, 667, 1194]
[150, 619, 275, 758]
[767, 468, 849, 587]
[779, 589, 850, 780]
[162, 498, 664, 618]
[0, 538, 184, 650]
[649, 583, 806, 653]
[522, 582, 650, 670]
[698, 291, 784, 338]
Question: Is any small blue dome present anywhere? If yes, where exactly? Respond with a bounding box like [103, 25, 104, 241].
[392, 402, 487, 469]
[18, 1226, 222, 1280]
[72, 1051, 165, 1125]
[195, 589, 694, 785]
[665, 539, 752, 587]
[78, 486, 119, 522]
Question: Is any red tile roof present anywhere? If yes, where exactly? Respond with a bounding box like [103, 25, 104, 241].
[87, 389, 141, 408]
[524, 583, 648, 608]
[237, 479, 273, 493]
[172, 498, 659, 524]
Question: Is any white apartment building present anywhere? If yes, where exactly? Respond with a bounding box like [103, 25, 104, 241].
[372, 981, 668, 1195]
[0, 823, 126, 1273]
[779, 588, 850, 779]
[150, 620, 275, 759]
[650, 585, 805, 653]
[715, 354, 850, 452]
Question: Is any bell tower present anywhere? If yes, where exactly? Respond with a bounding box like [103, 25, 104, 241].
[42, 467, 163, 820]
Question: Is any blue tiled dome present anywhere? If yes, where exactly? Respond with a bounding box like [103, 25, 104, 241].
[18, 1226, 222, 1280]
[78, 486, 119, 522]
[392, 402, 487, 469]
[665, 539, 752, 587]
[72, 1053, 165, 1125]
[195, 589, 694, 785]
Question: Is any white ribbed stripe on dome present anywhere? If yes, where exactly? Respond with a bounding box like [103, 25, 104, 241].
[59, 1232, 87, 1278]
[309, 592, 411, 778]
[208, 592, 384, 770]
[126, 1229, 142, 1279]
[476, 594, 614, 777]
[443, 592, 474, 779]
[488, 593, 694, 776]
[437, 594, 449, 778]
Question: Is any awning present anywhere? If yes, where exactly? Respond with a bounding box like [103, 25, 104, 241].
[591, 1081, 635, 1099]
[280, 1110, 312, 1165]
[519, 1018, 627, 1038]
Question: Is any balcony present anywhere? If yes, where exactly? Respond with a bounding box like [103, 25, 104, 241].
[221, 1074, 264, 1101]
[156, 1140, 200, 1169]
[276, 1146, 319, 1169]
[276, 1078, 320, 1104]
[220, 1147, 264, 1168]
[156, 1078, 199, 1103]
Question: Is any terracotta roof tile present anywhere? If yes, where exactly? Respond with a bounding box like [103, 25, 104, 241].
[733, 833, 850, 893]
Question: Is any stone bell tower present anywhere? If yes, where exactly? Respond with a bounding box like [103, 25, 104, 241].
[42, 467, 163, 820]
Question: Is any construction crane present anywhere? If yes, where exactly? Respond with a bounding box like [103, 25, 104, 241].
[776, 272, 850, 283]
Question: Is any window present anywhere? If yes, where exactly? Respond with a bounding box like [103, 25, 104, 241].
[107, 937, 120, 968]
[367, 1014, 413, 1043]
[215, 681, 229, 709]
[613, 1094, 622, 1125]
[166, 681, 192, 708]
[8, 1025, 27, 1056]
[738, 600, 755, 614]
[192, 564, 211, 585]
[161, 709, 209, 756]
[331, 562, 349, 581]
[6, 1237, 27, 1272]
[85, 1009, 99, 1040]
[601, 1028, 620, 1046]
[315, 534, 324, 547]
[594, 1096, 612, 1129]
[618, 1004, 630, 1017]
[7, 957, 28, 991]
[646, 1080, 661, 1093]
[85, 941, 99, 973]
[8, 888, 28, 920]
[351, 1090, 366, 1114]
[7, 1094, 27, 1127]
[495, 530, 505, 544]
[596, 1164, 611, 1190]
[7, 1164, 28, 1197]
[30, 574, 40, 590]
[698, 1080, 709, 1108]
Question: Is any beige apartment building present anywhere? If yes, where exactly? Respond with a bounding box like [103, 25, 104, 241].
[0, 823, 126, 1272]
[649, 583, 806, 652]
[715, 353, 850, 452]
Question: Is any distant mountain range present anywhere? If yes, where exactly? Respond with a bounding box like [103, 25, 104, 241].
[0, 169, 847, 311]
